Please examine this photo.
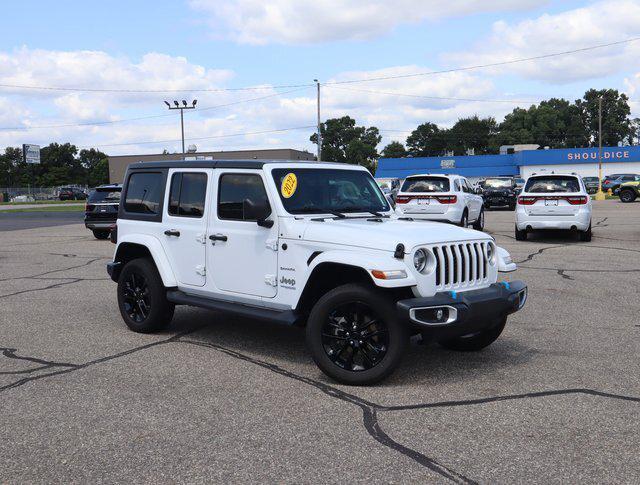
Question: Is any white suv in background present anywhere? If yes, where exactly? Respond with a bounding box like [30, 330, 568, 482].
[395, 174, 485, 229]
[515, 173, 592, 241]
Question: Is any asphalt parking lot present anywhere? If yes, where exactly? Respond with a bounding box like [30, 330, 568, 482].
[1, 200, 639, 483]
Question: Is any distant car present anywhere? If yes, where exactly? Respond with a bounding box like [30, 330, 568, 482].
[515, 174, 592, 242]
[618, 180, 640, 203]
[514, 178, 525, 191]
[602, 174, 639, 194]
[582, 176, 599, 194]
[375, 177, 400, 201]
[84, 184, 121, 239]
[395, 173, 485, 229]
[59, 187, 88, 201]
[482, 177, 518, 210]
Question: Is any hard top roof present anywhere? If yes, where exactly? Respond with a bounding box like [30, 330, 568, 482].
[127, 159, 342, 170]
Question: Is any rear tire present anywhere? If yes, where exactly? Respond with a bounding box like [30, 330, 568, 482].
[619, 189, 637, 203]
[509, 202, 516, 211]
[472, 207, 485, 231]
[515, 225, 527, 241]
[578, 223, 592, 242]
[117, 258, 174, 333]
[306, 283, 408, 385]
[92, 229, 110, 240]
[439, 316, 506, 351]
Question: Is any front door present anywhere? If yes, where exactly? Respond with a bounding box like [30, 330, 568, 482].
[161, 169, 210, 287]
[207, 170, 278, 298]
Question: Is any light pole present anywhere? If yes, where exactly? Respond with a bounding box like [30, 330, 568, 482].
[314, 79, 322, 162]
[164, 99, 197, 159]
[595, 96, 606, 200]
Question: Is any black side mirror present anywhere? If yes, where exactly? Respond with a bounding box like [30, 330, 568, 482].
[243, 198, 273, 228]
[475, 187, 483, 195]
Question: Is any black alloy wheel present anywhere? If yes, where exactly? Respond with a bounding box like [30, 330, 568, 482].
[620, 189, 637, 203]
[122, 272, 151, 323]
[321, 301, 389, 372]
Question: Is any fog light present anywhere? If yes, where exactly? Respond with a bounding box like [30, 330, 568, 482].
[409, 305, 458, 326]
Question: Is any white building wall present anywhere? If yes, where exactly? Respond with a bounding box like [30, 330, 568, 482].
[520, 161, 640, 179]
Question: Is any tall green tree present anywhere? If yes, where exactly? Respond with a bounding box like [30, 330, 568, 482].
[498, 99, 588, 149]
[380, 141, 407, 158]
[37, 143, 83, 186]
[576, 89, 632, 147]
[310, 116, 381, 173]
[406, 122, 447, 157]
[79, 148, 109, 186]
[447, 116, 499, 155]
[0, 147, 23, 187]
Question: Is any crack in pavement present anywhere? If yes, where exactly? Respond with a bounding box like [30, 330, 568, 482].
[0, 257, 104, 282]
[0, 330, 199, 393]
[0, 347, 79, 375]
[0, 278, 84, 299]
[179, 338, 477, 484]
[515, 245, 568, 264]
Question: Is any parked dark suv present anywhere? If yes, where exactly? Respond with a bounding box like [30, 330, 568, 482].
[84, 184, 121, 239]
[481, 177, 518, 210]
[59, 187, 88, 200]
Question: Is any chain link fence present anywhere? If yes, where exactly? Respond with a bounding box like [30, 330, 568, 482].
[0, 185, 91, 202]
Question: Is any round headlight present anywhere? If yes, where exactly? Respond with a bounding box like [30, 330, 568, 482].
[413, 249, 428, 273]
[486, 242, 496, 265]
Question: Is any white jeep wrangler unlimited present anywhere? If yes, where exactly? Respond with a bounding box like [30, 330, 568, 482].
[107, 160, 527, 385]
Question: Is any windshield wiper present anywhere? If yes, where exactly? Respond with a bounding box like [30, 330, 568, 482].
[328, 210, 346, 218]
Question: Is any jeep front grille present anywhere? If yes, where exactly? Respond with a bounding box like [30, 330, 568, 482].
[432, 242, 489, 289]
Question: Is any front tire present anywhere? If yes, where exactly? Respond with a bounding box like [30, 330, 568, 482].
[472, 207, 485, 231]
[619, 189, 637, 203]
[117, 258, 174, 333]
[459, 210, 469, 228]
[439, 316, 506, 351]
[306, 283, 408, 385]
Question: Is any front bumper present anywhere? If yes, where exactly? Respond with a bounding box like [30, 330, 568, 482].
[483, 194, 516, 207]
[398, 281, 527, 341]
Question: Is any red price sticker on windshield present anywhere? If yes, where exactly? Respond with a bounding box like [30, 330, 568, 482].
[281, 173, 297, 198]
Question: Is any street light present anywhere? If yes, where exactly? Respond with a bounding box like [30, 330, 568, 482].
[165, 99, 197, 159]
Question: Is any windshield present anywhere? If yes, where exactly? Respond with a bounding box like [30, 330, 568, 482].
[525, 176, 580, 193]
[401, 176, 449, 193]
[271, 168, 390, 215]
[583, 177, 598, 182]
[484, 178, 513, 188]
[89, 189, 121, 203]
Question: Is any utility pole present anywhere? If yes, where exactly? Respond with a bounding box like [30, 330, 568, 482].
[164, 99, 197, 159]
[595, 96, 606, 200]
[314, 79, 322, 162]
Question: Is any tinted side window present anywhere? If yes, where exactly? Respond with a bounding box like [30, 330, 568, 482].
[124, 172, 163, 214]
[168, 172, 207, 218]
[218, 173, 269, 221]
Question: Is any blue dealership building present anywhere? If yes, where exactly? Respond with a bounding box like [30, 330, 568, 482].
[376, 145, 640, 181]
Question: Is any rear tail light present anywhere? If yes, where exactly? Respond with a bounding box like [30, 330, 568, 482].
[435, 195, 457, 204]
[395, 196, 410, 204]
[566, 196, 588, 205]
[604, 179, 611, 184]
[85, 204, 95, 211]
[518, 196, 538, 205]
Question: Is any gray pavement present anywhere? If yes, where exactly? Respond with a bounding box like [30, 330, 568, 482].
[0, 210, 84, 231]
[1, 199, 639, 483]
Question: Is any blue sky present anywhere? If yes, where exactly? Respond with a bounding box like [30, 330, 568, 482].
[0, 0, 638, 155]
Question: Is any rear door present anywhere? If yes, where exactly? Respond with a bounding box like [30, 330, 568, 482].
[161, 169, 210, 287]
[207, 170, 279, 298]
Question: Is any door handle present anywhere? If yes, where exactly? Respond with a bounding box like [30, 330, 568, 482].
[164, 229, 180, 237]
[209, 234, 228, 242]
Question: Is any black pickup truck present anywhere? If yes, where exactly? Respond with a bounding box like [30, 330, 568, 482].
[481, 177, 518, 210]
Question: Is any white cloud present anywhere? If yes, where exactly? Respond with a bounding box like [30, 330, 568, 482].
[189, 0, 547, 44]
[449, 0, 640, 83]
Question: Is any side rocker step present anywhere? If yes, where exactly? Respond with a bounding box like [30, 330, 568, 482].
[166, 290, 301, 326]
